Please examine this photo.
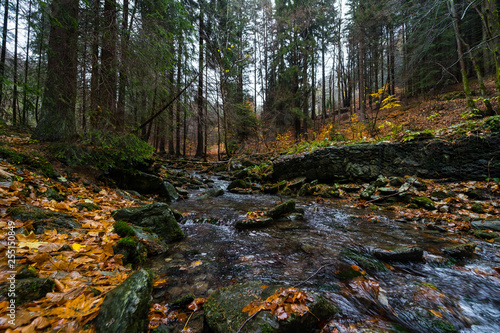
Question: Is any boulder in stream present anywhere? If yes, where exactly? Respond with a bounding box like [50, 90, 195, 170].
[112, 203, 184, 243]
[371, 246, 424, 262]
[204, 282, 339, 333]
[442, 243, 476, 258]
[94, 269, 153, 333]
[266, 200, 296, 219]
[109, 170, 178, 201]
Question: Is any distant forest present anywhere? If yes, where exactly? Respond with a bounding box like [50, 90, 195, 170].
[0, 0, 498, 157]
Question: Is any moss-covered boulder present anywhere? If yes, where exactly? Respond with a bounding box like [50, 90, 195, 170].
[360, 184, 377, 200]
[94, 269, 153, 333]
[235, 217, 274, 229]
[372, 246, 424, 262]
[410, 196, 435, 210]
[227, 179, 252, 191]
[112, 203, 184, 243]
[0, 278, 55, 305]
[112, 236, 147, 267]
[204, 282, 339, 333]
[7, 205, 80, 234]
[340, 249, 388, 273]
[110, 170, 178, 201]
[266, 200, 296, 219]
[442, 243, 476, 258]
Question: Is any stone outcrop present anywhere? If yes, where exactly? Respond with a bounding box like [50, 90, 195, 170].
[272, 134, 500, 183]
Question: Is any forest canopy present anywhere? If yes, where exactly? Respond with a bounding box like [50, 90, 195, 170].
[0, 0, 498, 158]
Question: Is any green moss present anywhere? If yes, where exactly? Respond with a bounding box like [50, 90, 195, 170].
[171, 294, 195, 309]
[75, 202, 101, 211]
[114, 220, 137, 237]
[50, 131, 154, 172]
[410, 196, 435, 210]
[113, 236, 146, 267]
[341, 248, 388, 272]
[0, 146, 57, 178]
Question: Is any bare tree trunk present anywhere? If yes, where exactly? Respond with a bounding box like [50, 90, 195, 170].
[0, 0, 9, 119]
[12, 0, 19, 125]
[196, 7, 204, 158]
[448, 0, 475, 110]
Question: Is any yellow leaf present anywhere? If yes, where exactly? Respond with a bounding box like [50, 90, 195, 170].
[71, 243, 87, 251]
[429, 309, 443, 318]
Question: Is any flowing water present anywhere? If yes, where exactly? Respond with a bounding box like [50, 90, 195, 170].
[150, 174, 500, 332]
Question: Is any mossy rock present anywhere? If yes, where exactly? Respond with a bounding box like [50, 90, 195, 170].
[16, 265, 38, 279]
[372, 246, 424, 262]
[360, 184, 377, 200]
[0, 278, 55, 305]
[410, 196, 435, 210]
[94, 269, 153, 333]
[235, 217, 274, 229]
[442, 243, 476, 258]
[204, 282, 339, 333]
[7, 205, 80, 234]
[227, 179, 252, 191]
[266, 200, 296, 219]
[112, 203, 184, 243]
[45, 188, 65, 202]
[75, 202, 101, 211]
[113, 236, 147, 267]
[340, 249, 388, 273]
[0, 146, 57, 178]
[114, 220, 137, 238]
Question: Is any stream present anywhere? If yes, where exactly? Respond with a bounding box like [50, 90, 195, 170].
[149, 174, 500, 333]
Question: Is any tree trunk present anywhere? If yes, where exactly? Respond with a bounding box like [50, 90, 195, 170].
[448, 0, 475, 110]
[12, 0, 19, 125]
[32, 0, 78, 141]
[0, 0, 9, 119]
[100, 0, 118, 127]
[195, 7, 204, 158]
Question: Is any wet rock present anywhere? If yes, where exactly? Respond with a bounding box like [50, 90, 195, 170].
[204, 281, 339, 333]
[340, 248, 389, 273]
[94, 269, 153, 333]
[470, 202, 485, 214]
[389, 176, 405, 187]
[227, 179, 252, 191]
[377, 187, 399, 195]
[235, 217, 274, 229]
[130, 225, 169, 256]
[263, 180, 287, 194]
[471, 220, 500, 232]
[442, 243, 476, 258]
[431, 190, 453, 199]
[373, 175, 389, 187]
[266, 200, 296, 219]
[199, 187, 224, 199]
[372, 246, 424, 262]
[472, 230, 498, 241]
[311, 184, 341, 198]
[340, 184, 362, 193]
[0, 278, 54, 305]
[113, 236, 147, 267]
[287, 177, 307, 190]
[110, 170, 179, 201]
[465, 188, 487, 200]
[410, 196, 435, 210]
[112, 203, 184, 243]
[424, 253, 450, 265]
[7, 205, 80, 234]
[360, 184, 377, 200]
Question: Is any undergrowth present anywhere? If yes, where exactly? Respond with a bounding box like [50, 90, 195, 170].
[51, 131, 154, 171]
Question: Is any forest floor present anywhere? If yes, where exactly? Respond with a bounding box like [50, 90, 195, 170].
[0, 80, 499, 332]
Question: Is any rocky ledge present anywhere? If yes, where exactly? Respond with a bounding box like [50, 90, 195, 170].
[272, 134, 500, 183]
